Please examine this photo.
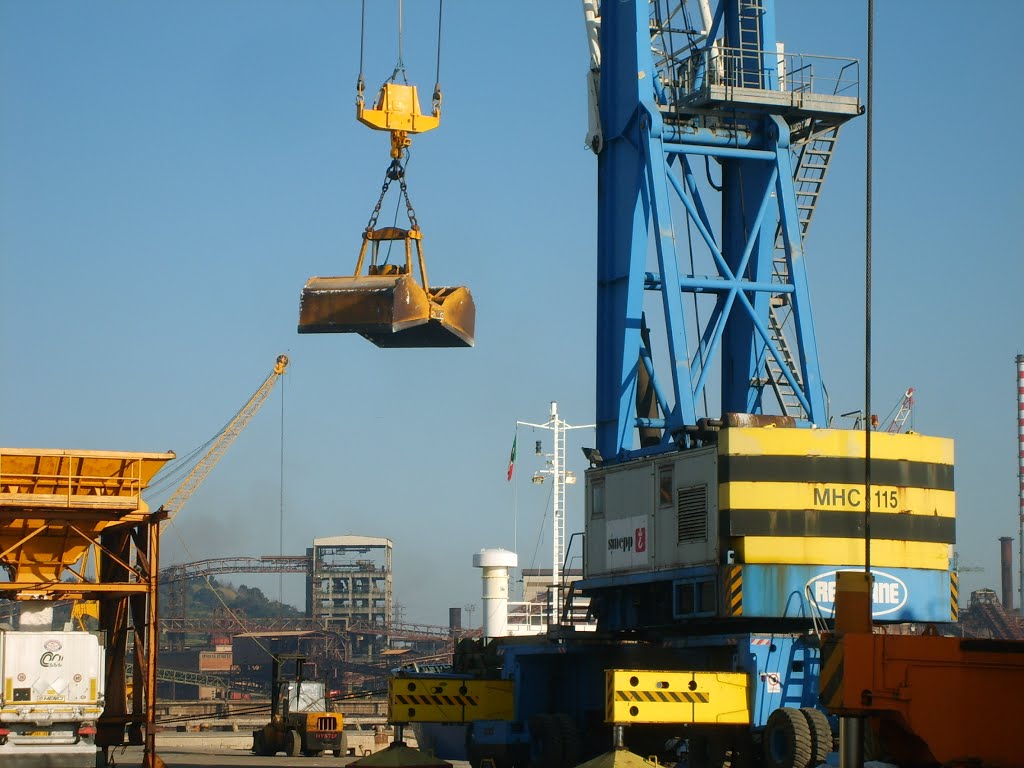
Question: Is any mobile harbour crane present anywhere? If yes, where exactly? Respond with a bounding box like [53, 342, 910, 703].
[384, 2, 960, 767]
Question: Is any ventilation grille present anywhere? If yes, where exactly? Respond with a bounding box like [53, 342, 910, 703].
[317, 716, 338, 731]
[677, 484, 708, 543]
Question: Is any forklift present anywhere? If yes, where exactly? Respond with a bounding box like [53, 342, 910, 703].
[252, 655, 346, 758]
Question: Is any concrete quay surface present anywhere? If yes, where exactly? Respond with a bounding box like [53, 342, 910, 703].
[110, 742, 470, 768]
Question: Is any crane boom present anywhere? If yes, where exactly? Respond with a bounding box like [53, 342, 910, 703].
[160, 354, 288, 522]
[885, 387, 915, 433]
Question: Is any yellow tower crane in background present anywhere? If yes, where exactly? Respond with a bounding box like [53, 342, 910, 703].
[153, 353, 289, 524]
[69, 354, 289, 632]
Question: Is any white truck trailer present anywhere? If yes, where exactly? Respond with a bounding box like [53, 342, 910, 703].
[0, 630, 105, 767]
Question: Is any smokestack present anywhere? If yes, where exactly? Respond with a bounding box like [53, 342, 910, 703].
[448, 607, 462, 632]
[472, 548, 518, 641]
[1018, 355, 1024, 612]
[1000, 536, 1014, 612]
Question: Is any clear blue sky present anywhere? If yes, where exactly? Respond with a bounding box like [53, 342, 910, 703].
[2, 2, 1022, 624]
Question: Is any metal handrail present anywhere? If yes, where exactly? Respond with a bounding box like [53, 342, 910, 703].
[676, 45, 860, 105]
[804, 584, 832, 637]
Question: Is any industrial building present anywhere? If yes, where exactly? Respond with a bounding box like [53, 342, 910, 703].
[305, 536, 394, 659]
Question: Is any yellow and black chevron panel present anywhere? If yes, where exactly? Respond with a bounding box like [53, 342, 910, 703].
[388, 677, 514, 723]
[605, 669, 749, 725]
[718, 428, 955, 571]
[726, 565, 743, 616]
[818, 640, 844, 712]
[951, 570, 959, 621]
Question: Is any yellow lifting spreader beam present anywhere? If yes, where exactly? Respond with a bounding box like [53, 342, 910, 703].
[606, 669, 750, 725]
[388, 676, 514, 723]
[358, 81, 440, 156]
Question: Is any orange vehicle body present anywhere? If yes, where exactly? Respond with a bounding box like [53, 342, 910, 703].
[821, 630, 1024, 766]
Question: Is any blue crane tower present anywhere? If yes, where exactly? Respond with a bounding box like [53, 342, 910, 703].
[392, 4, 958, 767]
[594, 0, 862, 462]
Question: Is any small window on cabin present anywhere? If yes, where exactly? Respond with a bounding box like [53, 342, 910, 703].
[698, 580, 716, 612]
[591, 478, 605, 518]
[659, 466, 673, 507]
[676, 583, 696, 615]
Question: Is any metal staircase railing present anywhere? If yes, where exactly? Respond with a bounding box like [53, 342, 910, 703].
[765, 122, 841, 417]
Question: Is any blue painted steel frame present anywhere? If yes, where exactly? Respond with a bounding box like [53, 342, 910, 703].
[596, 0, 828, 462]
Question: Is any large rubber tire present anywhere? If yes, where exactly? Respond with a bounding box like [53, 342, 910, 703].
[553, 714, 581, 768]
[287, 729, 303, 758]
[863, 722, 882, 763]
[530, 715, 564, 768]
[253, 730, 274, 756]
[799, 708, 833, 766]
[762, 707, 813, 768]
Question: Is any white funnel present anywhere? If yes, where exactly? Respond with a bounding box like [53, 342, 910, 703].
[472, 549, 518, 641]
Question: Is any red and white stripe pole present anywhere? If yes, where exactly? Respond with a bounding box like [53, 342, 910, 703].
[1017, 354, 1024, 613]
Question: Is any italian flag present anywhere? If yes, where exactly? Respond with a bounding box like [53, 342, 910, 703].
[507, 435, 517, 482]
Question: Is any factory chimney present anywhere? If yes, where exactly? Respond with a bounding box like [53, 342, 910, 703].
[1000, 536, 1015, 613]
[448, 607, 462, 632]
[1018, 355, 1024, 613]
[472, 549, 518, 641]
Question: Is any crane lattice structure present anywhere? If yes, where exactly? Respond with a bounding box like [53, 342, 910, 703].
[884, 387, 915, 433]
[151, 354, 288, 522]
[146, 354, 288, 650]
[591, 0, 862, 462]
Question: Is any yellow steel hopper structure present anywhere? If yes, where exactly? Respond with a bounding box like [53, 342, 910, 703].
[0, 448, 174, 591]
[0, 447, 174, 764]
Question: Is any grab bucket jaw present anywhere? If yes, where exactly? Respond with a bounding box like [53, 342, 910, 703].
[298, 273, 474, 347]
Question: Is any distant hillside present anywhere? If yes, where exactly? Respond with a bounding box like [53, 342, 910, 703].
[162, 577, 303, 619]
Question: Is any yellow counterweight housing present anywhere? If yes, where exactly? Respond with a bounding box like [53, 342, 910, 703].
[718, 427, 955, 572]
[388, 676, 514, 723]
[605, 669, 749, 725]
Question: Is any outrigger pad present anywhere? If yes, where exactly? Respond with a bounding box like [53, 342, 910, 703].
[298, 274, 475, 348]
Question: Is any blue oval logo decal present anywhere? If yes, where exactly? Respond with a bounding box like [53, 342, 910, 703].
[805, 569, 909, 617]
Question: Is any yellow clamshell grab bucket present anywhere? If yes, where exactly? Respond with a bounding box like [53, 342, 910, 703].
[298, 80, 474, 347]
[298, 225, 475, 348]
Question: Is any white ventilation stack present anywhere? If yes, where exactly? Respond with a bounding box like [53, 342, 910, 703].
[472, 549, 518, 641]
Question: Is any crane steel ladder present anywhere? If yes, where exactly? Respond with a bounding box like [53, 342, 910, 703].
[765, 125, 841, 417]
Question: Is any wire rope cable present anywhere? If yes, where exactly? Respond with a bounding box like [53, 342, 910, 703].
[864, 0, 874, 575]
[278, 368, 286, 607]
[433, 0, 444, 108]
[388, 0, 408, 84]
[358, 0, 367, 98]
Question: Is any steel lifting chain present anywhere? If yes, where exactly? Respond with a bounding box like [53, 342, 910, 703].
[364, 156, 420, 233]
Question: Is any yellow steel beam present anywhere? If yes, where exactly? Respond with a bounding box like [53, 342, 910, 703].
[388, 677, 514, 723]
[606, 670, 749, 725]
[737, 537, 949, 569]
[718, 427, 953, 464]
[0, 583, 150, 594]
[721, 482, 954, 518]
[0, 449, 174, 511]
